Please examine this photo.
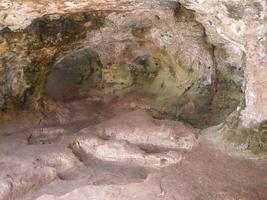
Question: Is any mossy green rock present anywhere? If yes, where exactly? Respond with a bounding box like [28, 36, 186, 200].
[102, 65, 134, 94]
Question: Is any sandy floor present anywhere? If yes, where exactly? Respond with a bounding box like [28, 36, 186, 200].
[0, 88, 267, 200]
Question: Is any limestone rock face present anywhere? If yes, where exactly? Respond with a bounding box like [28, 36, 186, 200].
[178, 0, 266, 127]
[0, 0, 249, 127]
[0, 0, 265, 128]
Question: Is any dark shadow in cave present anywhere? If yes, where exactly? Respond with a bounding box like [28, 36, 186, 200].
[45, 48, 103, 102]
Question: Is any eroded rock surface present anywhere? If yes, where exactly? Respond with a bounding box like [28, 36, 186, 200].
[0, 110, 195, 200]
[0, 0, 267, 200]
[90, 110, 198, 150]
[0, 0, 245, 128]
[0, 0, 265, 128]
[71, 135, 184, 168]
[178, 0, 266, 127]
[0, 109, 267, 200]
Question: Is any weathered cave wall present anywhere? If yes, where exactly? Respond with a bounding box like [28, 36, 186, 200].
[0, 0, 265, 129]
[0, 11, 107, 110]
[0, 0, 245, 129]
[178, 0, 266, 128]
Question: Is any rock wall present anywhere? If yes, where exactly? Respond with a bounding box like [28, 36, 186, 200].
[178, 0, 267, 128]
[0, 0, 265, 129]
[0, 10, 107, 109]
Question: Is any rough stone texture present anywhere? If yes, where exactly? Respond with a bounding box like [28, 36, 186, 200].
[0, 110, 195, 200]
[0, 0, 247, 128]
[178, 0, 266, 127]
[0, 10, 107, 110]
[0, 109, 266, 200]
[71, 135, 184, 168]
[90, 110, 198, 150]
[0, 2, 267, 199]
[0, 0, 265, 127]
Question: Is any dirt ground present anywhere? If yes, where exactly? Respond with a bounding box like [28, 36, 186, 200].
[0, 87, 267, 200]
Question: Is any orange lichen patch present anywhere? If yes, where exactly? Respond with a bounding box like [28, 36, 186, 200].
[0, 44, 9, 54]
[39, 47, 58, 59]
[84, 21, 93, 28]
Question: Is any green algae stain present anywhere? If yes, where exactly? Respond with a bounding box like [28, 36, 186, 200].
[223, 120, 267, 155]
[135, 42, 190, 96]
[102, 65, 134, 94]
[129, 41, 200, 120]
[59, 55, 102, 85]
